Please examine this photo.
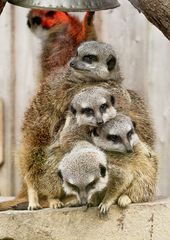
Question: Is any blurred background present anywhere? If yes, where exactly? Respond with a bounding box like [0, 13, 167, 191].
[0, 0, 169, 197]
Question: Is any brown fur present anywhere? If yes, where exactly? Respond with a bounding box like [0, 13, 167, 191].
[0, 51, 155, 210]
[98, 141, 158, 213]
[128, 89, 155, 148]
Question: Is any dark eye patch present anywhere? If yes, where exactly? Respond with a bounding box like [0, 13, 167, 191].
[45, 11, 56, 17]
[100, 103, 108, 113]
[81, 107, 94, 116]
[107, 134, 122, 143]
[127, 129, 134, 139]
[86, 178, 98, 192]
[82, 55, 98, 64]
[67, 181, 79, 193]
[32, 16, 42, 25]
[107, 55, 116, 71]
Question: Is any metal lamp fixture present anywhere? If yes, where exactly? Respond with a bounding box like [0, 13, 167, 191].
[7, 0, 120, 11]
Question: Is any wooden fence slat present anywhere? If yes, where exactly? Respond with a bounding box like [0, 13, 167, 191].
[0, 99, 3, 166]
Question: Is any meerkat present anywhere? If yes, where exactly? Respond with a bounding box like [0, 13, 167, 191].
[9, 41, 154, 211]
[90, 114, 158, 213]
[69, 86, 117, 126]
[57, 141, 109, 207]
[92, 113, 139, 153]
[27, 10, 96, 79]
[27, 9, 60, 40]
[52, 86, 117, 150]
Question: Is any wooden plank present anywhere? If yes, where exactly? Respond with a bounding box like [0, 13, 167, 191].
[0, 4, 14, 196]
[0, 99, 3, 166]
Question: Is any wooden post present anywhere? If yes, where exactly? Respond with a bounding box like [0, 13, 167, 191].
[0, 99, 4, 166]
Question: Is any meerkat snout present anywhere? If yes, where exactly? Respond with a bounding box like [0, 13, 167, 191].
[92, 113, 139, 153]
[69, 41, 121, 82]
[58, 141, 108, 206]
[69, 86, 117, 127]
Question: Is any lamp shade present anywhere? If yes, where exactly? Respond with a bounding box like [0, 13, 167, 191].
[7, 0, 120, 11]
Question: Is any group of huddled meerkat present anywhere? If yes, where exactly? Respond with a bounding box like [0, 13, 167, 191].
[0, 10, 158, 214]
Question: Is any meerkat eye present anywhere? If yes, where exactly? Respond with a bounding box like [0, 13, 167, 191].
[81, 108, 94, 116]
[127, 129, 134, 139]
[67, 182, 79, 193]
[82, 55, 98, 64]
[86, 179, 98, 192]
[45, 11, 56, 17]
[100, 103, 108, 113]
[32, 16, 42, 25]
[107, 134, 122, 143]
[107, 55, 116, 71]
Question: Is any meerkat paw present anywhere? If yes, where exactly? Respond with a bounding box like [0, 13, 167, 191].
[98, 201, 112, 215]
[65, 199, 81, 208]
[118, 195, 131, 208]
[49, 199, 64, 209]
[28, 202, 42, 211]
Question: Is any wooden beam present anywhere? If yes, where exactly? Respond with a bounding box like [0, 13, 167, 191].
[128, 0, 170, 40]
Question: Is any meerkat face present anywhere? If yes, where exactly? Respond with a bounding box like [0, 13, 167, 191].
[58, 143, 108, 205]
[27, 10, 70, 40]
[70, 87, 117, 126]
[92, 114, 139, 153]
[70, 41, 120, 82]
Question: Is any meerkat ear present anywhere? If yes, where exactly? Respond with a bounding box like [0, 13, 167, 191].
[85, 11, 95, 26]
[99, 164, 106, 178]
[70, 105, 76, 115]
[107, 55, 116, 71]
[92, 127, 99, 137]
[57, 170, 63, 181]
[132, 121, 136, 129]
[110, 95, 115, 106]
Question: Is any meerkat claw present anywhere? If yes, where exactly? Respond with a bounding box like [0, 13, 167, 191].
[49, 199, 64, 209]
[28, 203, 42, 211]
[98, 202, 110, 215]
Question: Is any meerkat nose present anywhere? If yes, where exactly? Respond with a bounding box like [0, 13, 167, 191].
[70, 60, 77, 68]
[97, 120, 104, 126]
[80, 197, 87, 205]
[126, 146, 133, 153]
